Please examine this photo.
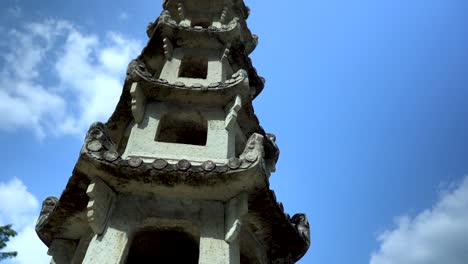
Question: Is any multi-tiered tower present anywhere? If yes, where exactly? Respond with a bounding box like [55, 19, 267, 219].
[36, 1, 310, 263]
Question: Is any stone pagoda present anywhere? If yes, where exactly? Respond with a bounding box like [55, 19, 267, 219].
[36, 1, 310, 263]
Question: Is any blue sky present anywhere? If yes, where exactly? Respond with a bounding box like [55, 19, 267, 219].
[1, 0, 468, 263]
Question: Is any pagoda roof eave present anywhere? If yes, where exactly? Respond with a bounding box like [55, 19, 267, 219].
[35, 131, 307, 261]
[151, 11, 257, 54]
[163, 0, 250, 21]
[127, 69, 254, 106]
[141, 20, 264, 98]
[105, 78, 265, 150]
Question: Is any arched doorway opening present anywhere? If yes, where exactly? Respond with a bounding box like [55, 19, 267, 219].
[126, 230, 199, 264]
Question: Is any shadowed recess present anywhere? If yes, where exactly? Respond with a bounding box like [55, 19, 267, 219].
[126, 230, 199, 264]
[155, 112, 208, 146]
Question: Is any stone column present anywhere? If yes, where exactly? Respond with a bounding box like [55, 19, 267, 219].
[70, 233, 94, 264]
[228, 237, 241, 264]
[48, 239, 77, 264]
[198, 201, 238, 264]
[81, 226, 129, 264]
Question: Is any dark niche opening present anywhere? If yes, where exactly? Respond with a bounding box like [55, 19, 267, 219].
[191, 18, 212, 28]
[126, 230, 199, 264]
[156, 112, 208, 146]
[241, 254, 252, 264]
[178, 55, 208, 79]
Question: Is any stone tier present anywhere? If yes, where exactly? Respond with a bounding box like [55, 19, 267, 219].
[162, 0, 250, 24]
[148, 10, 258, 55]
[137, 30, 264, 98]
[128, 69, 254, 106]
[106, 80, 267, 160]
[36, 125, 308, 262]
[81, 122, 279, 186]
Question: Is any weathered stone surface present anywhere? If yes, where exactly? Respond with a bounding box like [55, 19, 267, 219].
[48, 239, 77, 264]
[225, 192, 248, 243]
[228, 157, 242, 170]
[128, 157, 143, 168]
[130, 82, 146, 124]
[103, 150, 119, 162]
[152, 158, 168, 170]
[86, 177, 116, 235]
[290, 214, 311, 261]
[82, 122, 117, 160]
[37, 0, 310, 263]
[176, 159, 191, 171]
[36, 197, 58, 233]
[36, 171, 91, 247]
[202, 160, 216, 172]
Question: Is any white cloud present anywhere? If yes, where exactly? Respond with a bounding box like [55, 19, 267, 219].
[0, 19, 142, 138]
[55, 31, 140, 134]
[5, 226, 50, 264]
[370, 176, 468, 264]
[0, 178, 50, 264]
[0, 178, 38, 227]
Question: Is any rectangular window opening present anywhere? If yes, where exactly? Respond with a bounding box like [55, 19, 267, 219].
[156, 113, 208, 146]
[178, 56, 208, 79]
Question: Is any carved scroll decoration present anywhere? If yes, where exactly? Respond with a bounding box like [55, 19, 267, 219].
[82, 122, 117, 160]
[130, 82, 146, 124]
[86, 177, 116, 235]
[225, 192, 248, 243]
[239, 133, 265, 169]
[163, 38, 174, 60]
[290, 213, 311, 261]
[35, 196, 58, 233]
[225, 95, 242, 130]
